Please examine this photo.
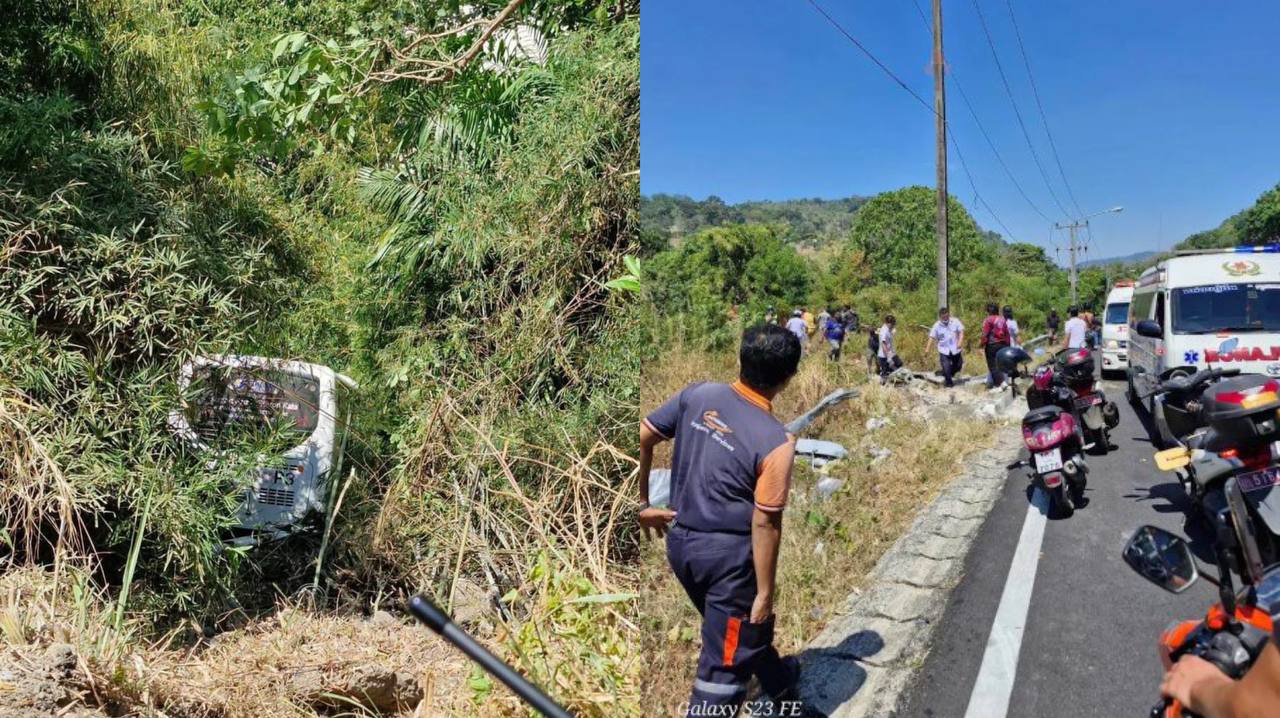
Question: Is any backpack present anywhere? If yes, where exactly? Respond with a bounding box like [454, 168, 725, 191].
[868, 327, 879, 352]
[825, 318, 845, 341]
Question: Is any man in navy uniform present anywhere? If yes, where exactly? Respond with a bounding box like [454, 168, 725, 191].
[638, 323, 801, 714]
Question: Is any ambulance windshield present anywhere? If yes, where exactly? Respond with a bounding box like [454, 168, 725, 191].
[1172, 283, 1280, 334]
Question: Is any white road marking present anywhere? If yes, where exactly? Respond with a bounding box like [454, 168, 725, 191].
[962, 487, 1050, 718]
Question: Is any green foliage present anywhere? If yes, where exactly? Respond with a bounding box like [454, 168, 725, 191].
[647, 224, 813, 347]
[0, 0, 103, 100]
[1235, 183, 1280, 245]
[1002, 242, 1058, 278]
[845, 186, 996, 292]
[185, 31, 372, 174]
[646, 185, 1103, 363]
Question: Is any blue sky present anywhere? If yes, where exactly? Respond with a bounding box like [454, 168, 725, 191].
[641, 0, 1280, 261]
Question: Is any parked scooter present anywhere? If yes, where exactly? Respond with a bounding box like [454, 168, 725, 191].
[1026, 348, 1120, 452]
[1122, 524, 1278, 718]
[1000, 347, 1089, 517]
[1146, 370, 1280, 583]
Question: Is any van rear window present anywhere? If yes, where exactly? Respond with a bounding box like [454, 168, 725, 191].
[186, 367, 320, 446]
[1172, 283, 1280, 334]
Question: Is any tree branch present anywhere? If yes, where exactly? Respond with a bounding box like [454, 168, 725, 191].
[358, 0, 529, 93]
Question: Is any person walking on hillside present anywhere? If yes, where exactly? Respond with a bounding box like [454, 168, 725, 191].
[865, 326, 879, 375]
[801, 307, 817, 340]
[877, 314, 900, 385]
[844, 307, 860, 334]
[785, 310, 809, 352]
[980, 303, 1011, 388]
[638, 324, 803, 714]
[1046, 309, 1061, 344]
[926, 306, 965, 388]
[1062, 305, 1088, 351]
[823, 310, 846, 361]
[817, 307, 831, 333]
[1003, 305, 1021, 348]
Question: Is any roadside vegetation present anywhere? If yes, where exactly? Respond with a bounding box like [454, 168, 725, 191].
[2, 1, 641, 716]
[643, 186, 1110, 366]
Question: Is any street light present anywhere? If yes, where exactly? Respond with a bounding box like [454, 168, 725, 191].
[1084, 206, 1124, 220]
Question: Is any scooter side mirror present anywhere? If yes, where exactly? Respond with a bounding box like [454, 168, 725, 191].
[1122, 525, 1199, 593]
[1135, 320, 1162, 339]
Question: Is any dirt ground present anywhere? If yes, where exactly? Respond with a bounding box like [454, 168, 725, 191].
[0, 567, 473, 718]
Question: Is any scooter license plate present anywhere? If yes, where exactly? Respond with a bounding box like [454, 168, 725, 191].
[1035, 448, 1064, 473]
[1238, 466, 1280, 493]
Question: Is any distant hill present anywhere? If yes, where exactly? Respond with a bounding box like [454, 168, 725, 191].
[641, 194, 870, 249]
[1078, 250, 1159, 269]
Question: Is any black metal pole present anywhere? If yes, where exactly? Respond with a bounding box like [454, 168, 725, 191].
[408, 595, 574, 718]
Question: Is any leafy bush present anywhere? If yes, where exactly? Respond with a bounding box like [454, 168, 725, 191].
[646, 224, 813, 347]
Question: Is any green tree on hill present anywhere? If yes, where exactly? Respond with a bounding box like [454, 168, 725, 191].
[845, 186, 997, 291]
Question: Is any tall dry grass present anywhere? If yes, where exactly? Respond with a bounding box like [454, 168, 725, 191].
[0, 386, 95, 570]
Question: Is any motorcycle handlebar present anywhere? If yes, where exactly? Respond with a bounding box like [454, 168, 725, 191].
[1146, 367, 1242, 400]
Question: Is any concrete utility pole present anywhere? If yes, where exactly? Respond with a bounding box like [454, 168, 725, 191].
[933, 0, 948, 311]
[1057, 220, 1084, 306]
[1056, 206, 1123, 306]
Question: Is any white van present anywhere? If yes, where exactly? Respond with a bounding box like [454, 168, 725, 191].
[1127, 247, 1280, 444]
[1101, 280, 1135, 373]
[169, 355, 358, 547]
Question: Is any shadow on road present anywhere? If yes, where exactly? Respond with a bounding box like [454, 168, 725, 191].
[1121, 479, 1219, 564]
[1126, 392, 1167, 449]
[793, 629, 885, 717]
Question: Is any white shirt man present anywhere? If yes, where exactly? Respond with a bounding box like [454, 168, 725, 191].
[927, 310, 965, 388]
[785, 313, 809, 349]
[1063, 314, 1087, 349]
[928, 316, 964, 356]
[877, 323, 895, 360]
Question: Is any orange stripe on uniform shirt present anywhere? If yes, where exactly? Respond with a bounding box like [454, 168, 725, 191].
[730, 380, 772, 413]
[723, 616, 741, 666]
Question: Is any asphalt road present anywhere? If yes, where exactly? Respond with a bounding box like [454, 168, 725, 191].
[899, 372, 1223, 718]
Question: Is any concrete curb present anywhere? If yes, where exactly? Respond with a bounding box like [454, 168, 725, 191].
[796, 424, 1023, 717]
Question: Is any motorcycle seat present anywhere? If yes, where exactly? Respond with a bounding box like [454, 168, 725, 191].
[1022, 405, 1063, 427]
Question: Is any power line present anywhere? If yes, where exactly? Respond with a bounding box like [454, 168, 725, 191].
[949, 125, 1019, 239]
[910, 0, 1053, 224]
[802, 0, 933, 113]
[1005, 0, 1086, 219]
[802, 0, 1019, 240]
[969, 0, 1073, 219]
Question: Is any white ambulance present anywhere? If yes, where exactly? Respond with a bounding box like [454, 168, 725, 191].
[1101, 280, 1135, 374]
[1127, 247, 1280, 444]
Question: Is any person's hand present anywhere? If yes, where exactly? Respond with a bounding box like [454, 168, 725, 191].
[1160, 655, 1233, 713]
[638, 506, 676, 539]
[750, 591, 774, 624]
